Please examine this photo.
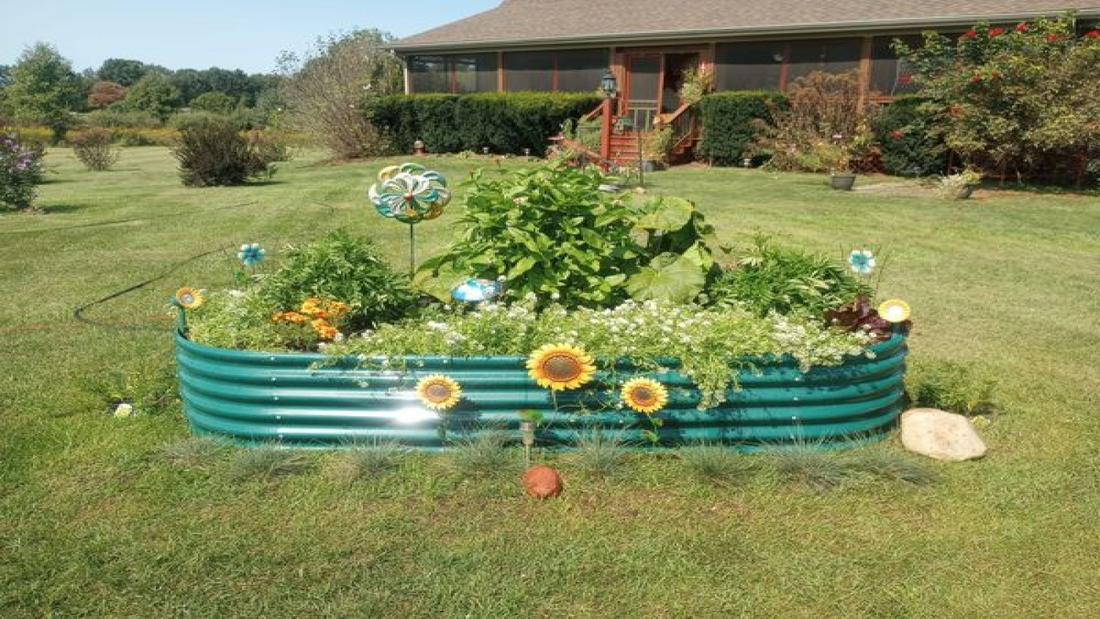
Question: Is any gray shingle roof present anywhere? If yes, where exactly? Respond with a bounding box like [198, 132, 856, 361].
[391, 0, 1100, 51]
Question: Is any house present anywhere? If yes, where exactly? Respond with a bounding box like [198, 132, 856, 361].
[390, 1, 1100, 163]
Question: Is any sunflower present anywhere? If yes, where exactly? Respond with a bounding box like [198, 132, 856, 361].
[415, 375, 463, 411]
[174, 287, 204, 309]
[621, 377, 669, 414]
[877, 299, 911, 323]
[526, 343, 596, 391]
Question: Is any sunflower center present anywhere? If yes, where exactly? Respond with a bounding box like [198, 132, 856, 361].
[425, 383, 452, 402]
[631, 387, 656, 405]
[543, 355, 582, 382]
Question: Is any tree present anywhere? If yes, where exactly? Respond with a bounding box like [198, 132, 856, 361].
[6, 43, 83, 139]
[123, 73, 181, 121]
[190, 91, 236, 114]
[897, 14, 1100, 180]
[88, 81, 127, 109]
[97, 58, 149, 87]
[278, 29, 403, 159]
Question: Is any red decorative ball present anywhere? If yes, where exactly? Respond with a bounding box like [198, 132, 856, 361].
[523, 466, 563, 499]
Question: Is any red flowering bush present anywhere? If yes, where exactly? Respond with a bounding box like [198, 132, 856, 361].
[896, 14, 1100, 181]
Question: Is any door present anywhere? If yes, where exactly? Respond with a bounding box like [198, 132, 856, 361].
[624, 51, 701, 129]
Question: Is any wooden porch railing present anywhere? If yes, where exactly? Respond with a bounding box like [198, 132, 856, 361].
[655, 101, 699, 156]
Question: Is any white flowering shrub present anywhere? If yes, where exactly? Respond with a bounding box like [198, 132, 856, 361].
[328, 297, 875, 406]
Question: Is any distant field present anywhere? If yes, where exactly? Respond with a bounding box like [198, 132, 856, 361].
[2, 147, 1098, 617]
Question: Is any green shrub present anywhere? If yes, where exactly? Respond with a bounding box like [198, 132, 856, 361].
[698, 91, 787, 165]
[259, 230, 416, 331]
[707, 236, 867, 317]
[172, 118, 269, 186]
[113, 127, 179, 147]
[190, 91, 237, 115]
[69, 127, 120, 171]
[875, 96, 947, 177]
[908, 359, 998, 416]
[365, 92, 601, 156]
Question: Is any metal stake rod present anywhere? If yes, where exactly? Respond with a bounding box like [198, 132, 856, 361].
[408, 223, 416, 275]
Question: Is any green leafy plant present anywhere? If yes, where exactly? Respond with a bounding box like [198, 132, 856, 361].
[416, 163, 643, 308]
[874, 95, 947, 177]
[707, 236, 867, 317]
[416, 164, 727, 308]
[908, 359, 999, 416]
[68, 127, 120, 171]
[678, 66, 714, 107]
[642, 126, 673, 162]
[260, 230, 416, 331]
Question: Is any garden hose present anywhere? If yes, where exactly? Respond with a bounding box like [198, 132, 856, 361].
[72, 247, 229, 331]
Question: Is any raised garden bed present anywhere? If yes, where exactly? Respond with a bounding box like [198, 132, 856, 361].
[175, 329, 907, 449]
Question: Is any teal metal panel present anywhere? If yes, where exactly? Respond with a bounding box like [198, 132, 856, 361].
[175, 330, 908, 449]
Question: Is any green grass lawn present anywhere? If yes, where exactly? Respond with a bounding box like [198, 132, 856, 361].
[2, 147, 1099, 617]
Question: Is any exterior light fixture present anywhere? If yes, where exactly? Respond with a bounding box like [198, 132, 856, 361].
[600, 69, 618, 99]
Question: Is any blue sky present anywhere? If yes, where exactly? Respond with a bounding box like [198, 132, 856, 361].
[0, 0, 499, 73]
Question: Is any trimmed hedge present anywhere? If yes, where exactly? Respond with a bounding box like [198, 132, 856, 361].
[698, 91, 788, 166]
[364, 92, 601, 156]
[875, 96, 947, 178]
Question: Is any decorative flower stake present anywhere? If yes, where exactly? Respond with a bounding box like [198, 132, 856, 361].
[174, 287, 204, 309]
[415, 375, 463, 411]
[878, 299, 911, 323]
[527, 343, 596, 391]
[848, 249, 876, 275]
[237, 243, 266, 266]
[368, 163, 451, 273]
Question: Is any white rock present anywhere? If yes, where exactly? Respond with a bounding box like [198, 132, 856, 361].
[900, 407, 987, 461]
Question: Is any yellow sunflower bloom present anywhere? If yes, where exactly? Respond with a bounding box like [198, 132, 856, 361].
[415, 375, 463, 411]
[621, 377, 669, 414]
[526, 343, 596, 391]
[175, 287, 204, 309]
[877, 299, 911, 323]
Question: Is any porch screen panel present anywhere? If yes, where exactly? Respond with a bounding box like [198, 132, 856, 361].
[556, 49, 610, 92]
[871, 35, 922, 96]
[504, 51, 554, 91]
[785, 38, 862, 83]
[453, 54, 498, 93]
[714, 41, 785, 91]
[408, 55, 450, 93]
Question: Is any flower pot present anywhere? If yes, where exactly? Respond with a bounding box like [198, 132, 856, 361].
[831, 174, 857, 191]
[174, 330, 908, 450]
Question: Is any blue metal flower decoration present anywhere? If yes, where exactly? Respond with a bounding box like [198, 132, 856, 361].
[451, 278, 501, 303]
[848, 249, 876, 275]
[237, 243, 266, 265]
[368, 163, 451, 225]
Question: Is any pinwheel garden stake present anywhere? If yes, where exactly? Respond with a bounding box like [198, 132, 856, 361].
[367, 163, 451, 274]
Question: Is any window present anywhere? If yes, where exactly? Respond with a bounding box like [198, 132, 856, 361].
[407, 54, 498, 93]
[871, 35, 922, 96]
[505, 48, 609, 92]
[715, 41, 786, 91]
[785, 38, 861, 83]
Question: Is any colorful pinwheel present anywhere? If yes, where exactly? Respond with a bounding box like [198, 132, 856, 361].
[368, 163, 451, 225]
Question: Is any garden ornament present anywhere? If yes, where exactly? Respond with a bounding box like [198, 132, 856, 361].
[368, 163, 451, 273]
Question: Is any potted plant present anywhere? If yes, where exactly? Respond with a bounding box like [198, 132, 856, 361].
[819, 141, 856, 190]
[939, 168, 982, 199]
